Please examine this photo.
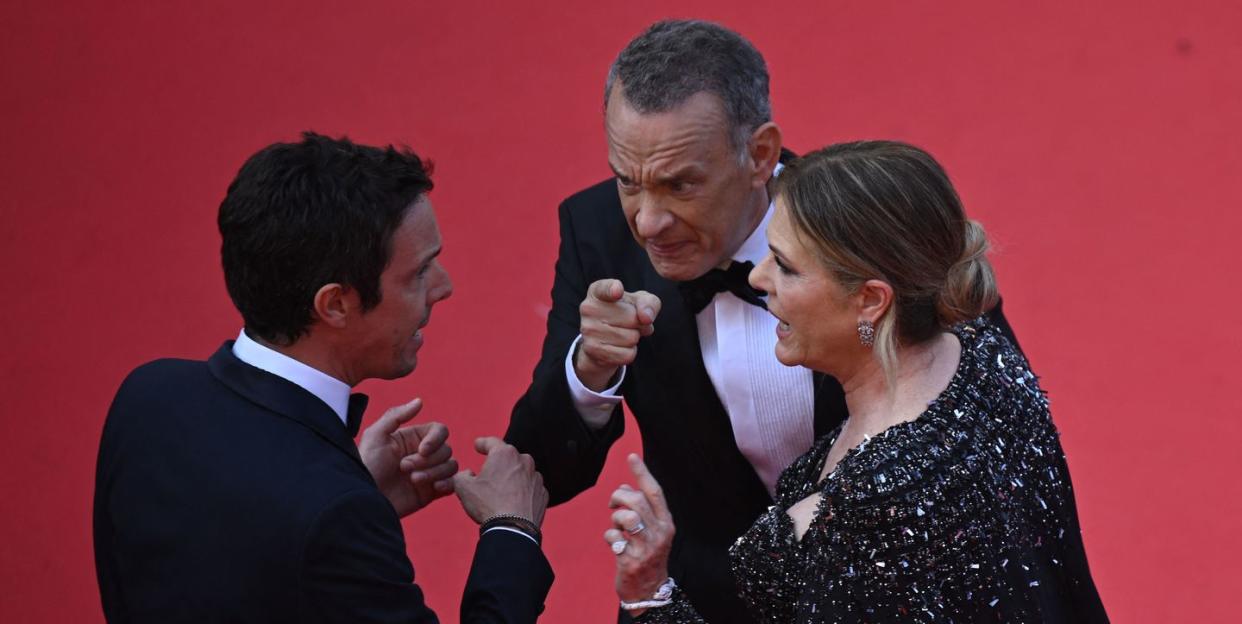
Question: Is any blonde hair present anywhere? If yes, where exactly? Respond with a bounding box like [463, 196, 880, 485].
[776, 141, 998, 387]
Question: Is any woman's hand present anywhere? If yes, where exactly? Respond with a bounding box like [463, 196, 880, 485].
[604, 453, 676, 612]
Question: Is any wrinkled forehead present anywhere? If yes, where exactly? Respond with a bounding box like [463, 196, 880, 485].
[605, 90, 736, 166]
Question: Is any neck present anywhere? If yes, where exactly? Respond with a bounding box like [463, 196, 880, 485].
[716, 187, 770, 269]
[835, 333, 956, 434]
[250, 331, 356, 387]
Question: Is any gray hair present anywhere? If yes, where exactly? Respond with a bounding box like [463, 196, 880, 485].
[604, 20, 771, 149]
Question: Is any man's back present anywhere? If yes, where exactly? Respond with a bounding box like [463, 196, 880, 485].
[94, 346, 435, 623]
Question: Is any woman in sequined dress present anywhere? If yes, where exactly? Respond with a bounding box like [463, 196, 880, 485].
[604, 141, 1108, 622]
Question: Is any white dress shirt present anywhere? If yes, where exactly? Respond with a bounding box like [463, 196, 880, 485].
[565, 182, 816, 495]
[232, 329, 351, 425]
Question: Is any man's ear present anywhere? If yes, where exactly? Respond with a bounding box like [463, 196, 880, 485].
[747, 121, 783, 189]
[312, 283, 354, 329]
[856, 279, 895, 325]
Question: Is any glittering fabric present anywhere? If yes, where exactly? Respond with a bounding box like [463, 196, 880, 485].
[637, 319, 1107, 623]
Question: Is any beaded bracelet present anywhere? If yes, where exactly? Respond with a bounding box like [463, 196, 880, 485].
[479, 513, 541, 545]
[620, 577, 677, 610]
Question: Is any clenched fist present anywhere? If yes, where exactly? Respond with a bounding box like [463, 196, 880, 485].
[575, 279, 662, 391]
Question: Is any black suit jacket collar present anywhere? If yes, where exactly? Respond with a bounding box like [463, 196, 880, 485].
[207, 342, 369, 471]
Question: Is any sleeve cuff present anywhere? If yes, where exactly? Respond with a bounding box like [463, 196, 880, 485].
[482, 525, 540, 546]
[564, 334, 625, 429]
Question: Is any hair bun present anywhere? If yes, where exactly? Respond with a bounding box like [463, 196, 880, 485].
[937, 219, 999, 324]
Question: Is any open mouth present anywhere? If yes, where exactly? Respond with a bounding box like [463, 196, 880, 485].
[647, 241, 689, 257]
[769, 310, 791, 336]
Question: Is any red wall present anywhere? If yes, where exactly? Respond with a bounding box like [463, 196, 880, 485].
[3, 1, 1239, 621]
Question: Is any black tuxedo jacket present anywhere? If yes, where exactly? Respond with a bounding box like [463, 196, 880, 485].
[506, 174, 1019, 623]
[95, 343, 553, 624]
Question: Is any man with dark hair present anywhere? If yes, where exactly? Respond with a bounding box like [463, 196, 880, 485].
[505, 20, 1016, 622]
[95, 132, 553, 623]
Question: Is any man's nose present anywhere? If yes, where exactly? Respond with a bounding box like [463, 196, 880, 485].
[633, 194, 673, 239]
[434, 264, 453, 302]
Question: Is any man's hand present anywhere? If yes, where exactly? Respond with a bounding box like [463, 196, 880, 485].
[575, 279, 662, 391]
[358, 398, 457, 518]
[453, 437, 548, 527]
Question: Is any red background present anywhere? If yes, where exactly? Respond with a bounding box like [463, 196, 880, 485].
[2, 1, 1240, 621]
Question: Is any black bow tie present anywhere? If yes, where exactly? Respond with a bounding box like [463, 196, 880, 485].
[345, 393, 369, 438]
[678, 260, 768, 314]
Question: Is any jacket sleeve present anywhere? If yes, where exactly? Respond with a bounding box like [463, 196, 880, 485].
[302, 489, 440, 623]
[460, 530, 554, 624]
[303, 491, 554, 624]
[505, 196, 626, 505]
[94, 380, 133, 624]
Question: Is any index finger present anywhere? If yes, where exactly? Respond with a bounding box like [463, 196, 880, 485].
[414, 422, 449, 455]
[588, 279, 624, 303]
[626, 453, 671, 523]
[361, 398, 422, 444]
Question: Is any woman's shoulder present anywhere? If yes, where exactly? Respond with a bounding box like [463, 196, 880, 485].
[824, 319, 1038, 512]
[827, 317, 1064, 528]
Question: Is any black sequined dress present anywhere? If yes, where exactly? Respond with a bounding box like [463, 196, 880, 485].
[638, 319, 1107, 623]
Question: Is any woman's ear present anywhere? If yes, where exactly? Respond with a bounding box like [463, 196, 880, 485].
[856, 279, 894, 324]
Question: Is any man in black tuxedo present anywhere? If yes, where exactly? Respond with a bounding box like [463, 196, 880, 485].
[95, 132, 553, 623]
[505, 21, 1018, 622]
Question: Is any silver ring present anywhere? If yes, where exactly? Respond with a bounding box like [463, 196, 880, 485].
[610, 539, 628, 555]
[627, 521, 646, 535]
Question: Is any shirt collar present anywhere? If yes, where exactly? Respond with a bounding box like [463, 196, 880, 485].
[732, 162, 782, 266]
[231, 329, 352, 426]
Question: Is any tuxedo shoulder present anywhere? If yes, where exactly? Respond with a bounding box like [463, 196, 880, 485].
[563, 177, 621, 207]
[560, 178, 621, 216]
[118, 357, 210, 394]
[109, 357, 222, 423]
[558, 177, 635, 252]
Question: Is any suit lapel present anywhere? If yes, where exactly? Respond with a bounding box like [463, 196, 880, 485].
[207, 342, 368, 472]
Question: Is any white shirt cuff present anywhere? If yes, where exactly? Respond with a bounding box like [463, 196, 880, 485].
[564, 334, 625, 430]
[483, 525, 539, 545]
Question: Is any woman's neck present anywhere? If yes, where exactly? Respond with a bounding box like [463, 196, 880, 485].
[837, 332, 962, 436]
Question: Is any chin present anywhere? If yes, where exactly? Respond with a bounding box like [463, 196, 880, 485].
[381, 358, 417, 381]
[773, 345, 802, 368]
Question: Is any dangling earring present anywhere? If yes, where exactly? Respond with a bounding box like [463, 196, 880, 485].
[857, 320, 875, 347]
